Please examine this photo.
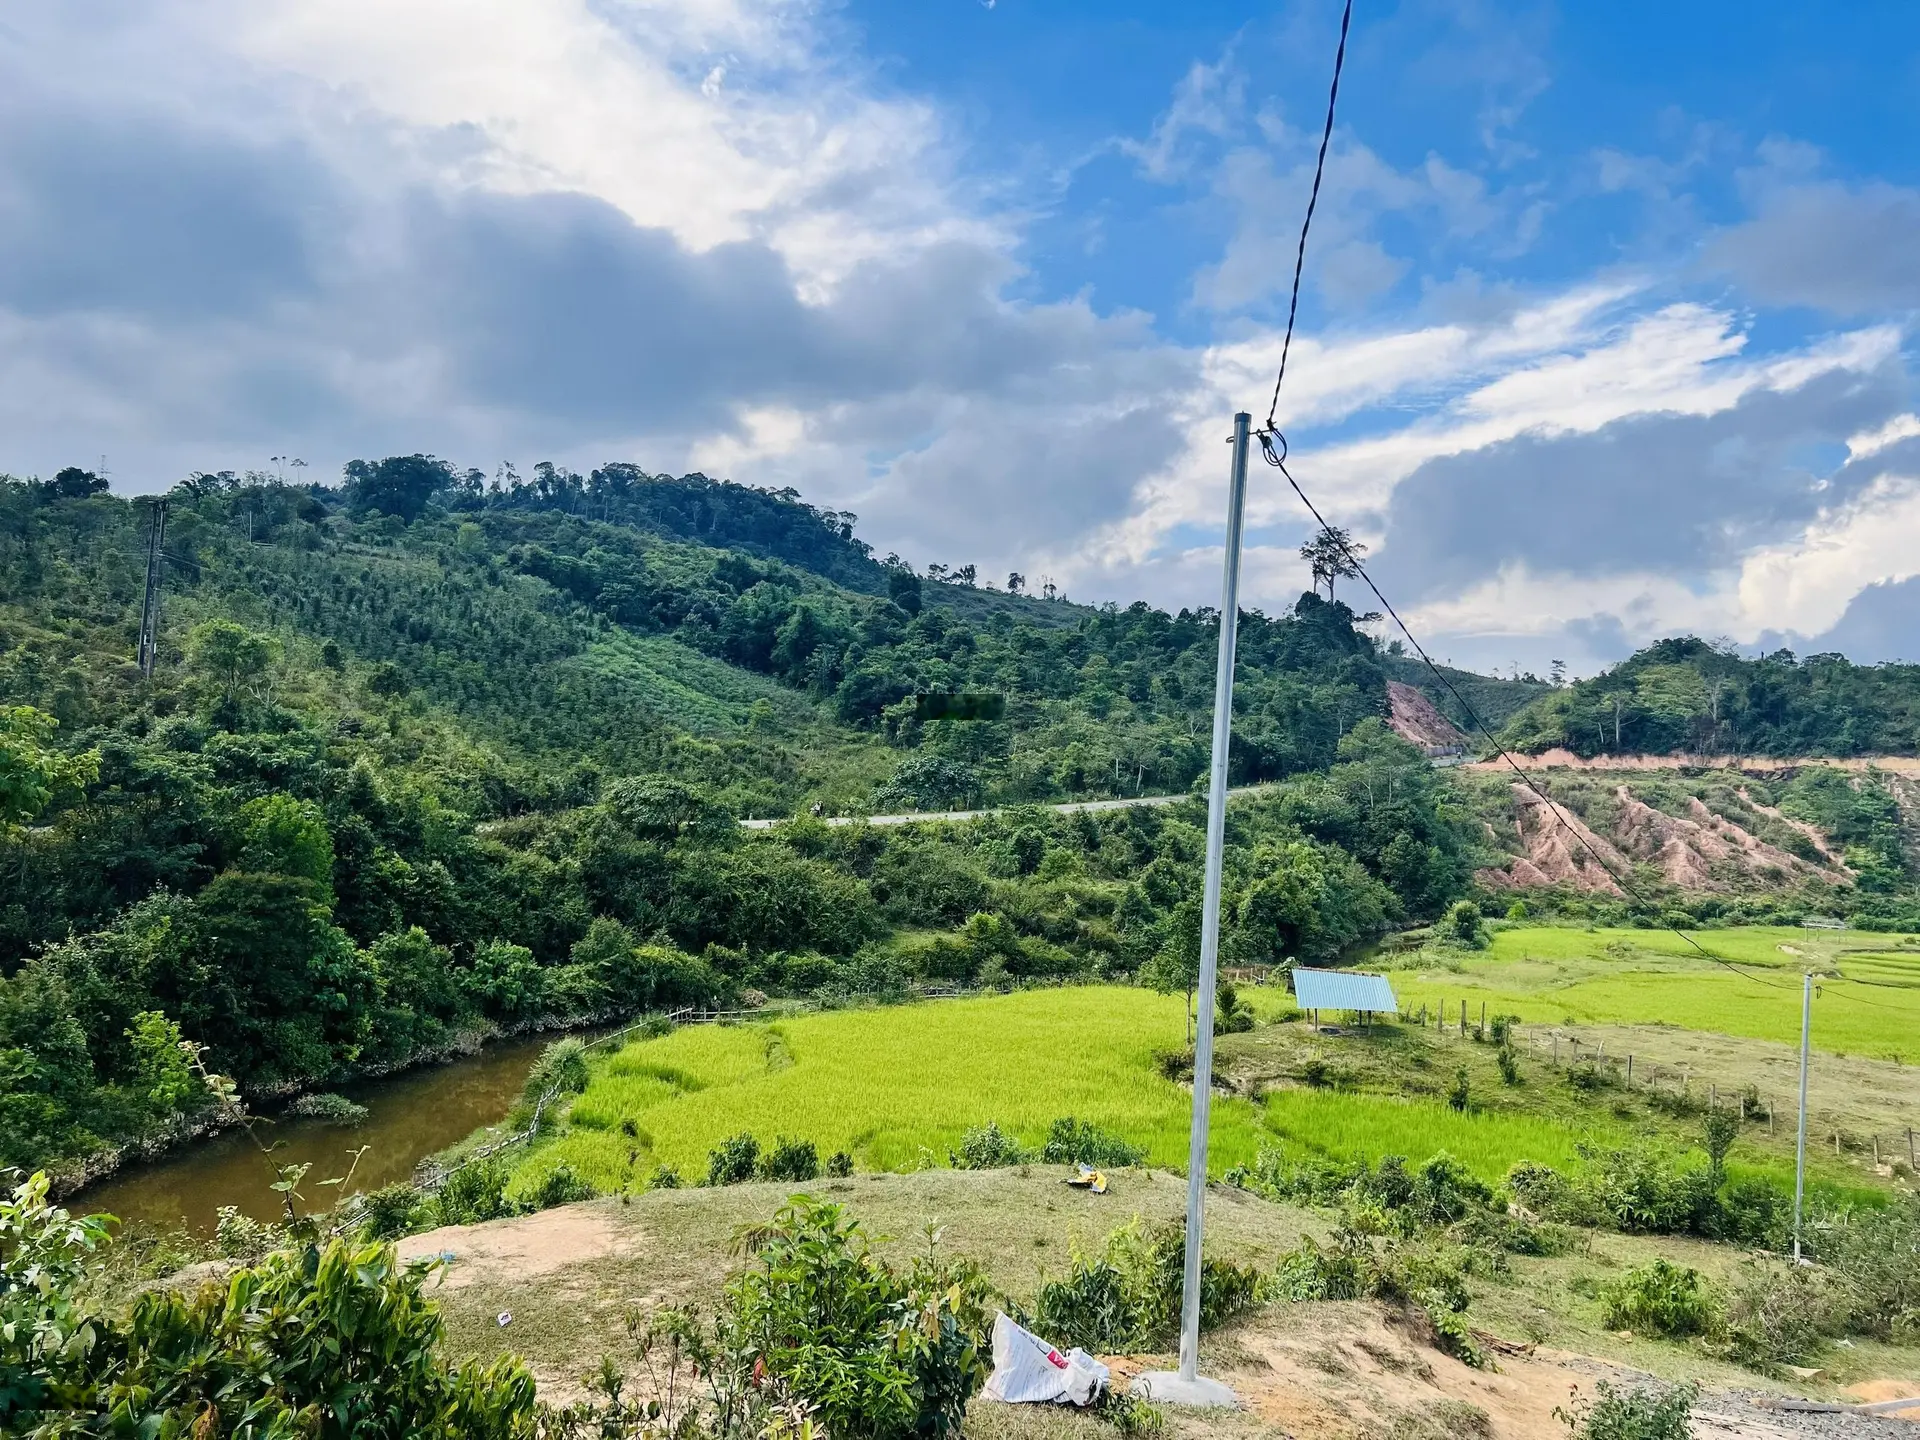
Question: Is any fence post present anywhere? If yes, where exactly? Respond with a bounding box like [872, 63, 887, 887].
[1909, 1127, 1915, 1168]
[1710, 1083, 1717, 1111]
[1626, 1054, 1633, 1086]
[1553, 1034, 1559, 1065]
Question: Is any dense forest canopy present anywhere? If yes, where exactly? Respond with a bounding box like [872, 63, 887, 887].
[1499, 637, 1920, 758]
[3, 460, 1915, 1180]
[0, 460, 1489, 1175]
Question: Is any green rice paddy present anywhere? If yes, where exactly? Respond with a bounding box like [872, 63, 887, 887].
[511, 988, 1273, 1195]
[1392, 926, 1920, 1059]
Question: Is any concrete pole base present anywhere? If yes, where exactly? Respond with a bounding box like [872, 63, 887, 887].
[1131, 1372, 1238, 1408]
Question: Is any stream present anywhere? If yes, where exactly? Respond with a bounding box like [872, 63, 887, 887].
[78, 1034, 554, 1238]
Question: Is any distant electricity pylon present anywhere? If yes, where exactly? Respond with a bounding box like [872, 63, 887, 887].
[137, 497, 170, 678]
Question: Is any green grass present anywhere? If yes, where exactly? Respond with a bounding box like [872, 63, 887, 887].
[1392, 926, 1920, 1059]
[1257, 1088, 1622, 1182]
[510, 988, 1274, 1195]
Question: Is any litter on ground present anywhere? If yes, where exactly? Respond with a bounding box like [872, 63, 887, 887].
[982, 1313, 1110, 1407]
[1064, 1164, 1108, 1194]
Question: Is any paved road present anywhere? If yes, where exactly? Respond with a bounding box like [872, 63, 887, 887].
[738, 783, 1279, 830]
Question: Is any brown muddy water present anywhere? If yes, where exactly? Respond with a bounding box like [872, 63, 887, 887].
[78, 1034, 555, 1238]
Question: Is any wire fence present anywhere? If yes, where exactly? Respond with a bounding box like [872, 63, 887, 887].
[1400, 999, 1920, 1176]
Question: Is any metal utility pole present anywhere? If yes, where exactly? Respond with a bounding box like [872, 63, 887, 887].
[1793, 972, 1811, 1263]
[1136, 413, 1250, 1411]
[136, 498, 169, 678]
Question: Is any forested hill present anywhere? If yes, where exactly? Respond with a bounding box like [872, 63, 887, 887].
[1496, 637, 1920, 759]
[2, 458, 1499, 1174]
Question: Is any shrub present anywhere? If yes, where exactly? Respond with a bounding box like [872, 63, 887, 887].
[528, 1164, 597, 1210]
[1273, 1229, 1484, 1367]
[435, 1157, 518, 1225]
[1719, 1259, 1841, 1370]
[1555, 1380, 1698, 1440]
[1496, 1045, 1521, 1085]
[524, 1037, 592, 1106]
[360, 1182, 427, 1241]
[950, 1121, 1029, 1170]
[1701, 1110, 1738, 1181]
[1405, 1153, 1493, 1228]
[1708, 1175, 1788, 1247]
[826, 1150, 855, 1178]
[1447, 1068, 1470, 1112]
[717, 1197, 991, 1440]
[1041, 1116, 1145, 1168]
[706, 1132, 761, 1186]
[1600, 1260, 1718, 1338]
[4, 1171, 536, 1439]
[1034, 1220, 1263, 1352]
[288, 1091, 370, 1125]
[1818, 1194, 1920, 1340]
[648, 1163, 682, 1190]
[758, 1136, 820, 1183]
[1214, 981, 1255, 1034]
[1438, 901, 1487, 949]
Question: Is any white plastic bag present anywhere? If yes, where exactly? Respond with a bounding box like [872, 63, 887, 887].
[982, 1313, 1110, 1406]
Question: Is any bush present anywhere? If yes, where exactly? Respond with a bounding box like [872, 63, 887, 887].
[826, 1150, 854, 1178]
[1447, 1068, 1470, 1112]
[1818, 1194, 1920, 1341]
[4, 1170, 536, 1438]
[1214, 981, 1255, 1034]
[1041, 1116, 1145, 1168]
[435, 1157, 518, 1225]
[1033, 1220, 1262, 1353]
[647, 1163, 682, 1190]
[950, 1121, 1029, 1170]
[717, 1197, 991, 1440]
[1719, 1260, 1841, 1370]
[524, 1037, 592, 1107]
[1555, 1380, 1698, 1440]
[1600, 1260, 1719, 1338]
[528, 1164, 597, 1210]
[706, 1132, 761, 1186]
[757, 1136, 819, 1183]
[360, 1182, 428, 1240]
[1496, 1045, 1521, 1085]
[287, 1091, 369, 1125]
[1273, 1229, 1484, 1368]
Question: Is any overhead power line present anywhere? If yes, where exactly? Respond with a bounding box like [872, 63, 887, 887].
[1263, 0, 1353, 437]
[1237, 0, 1785, 991]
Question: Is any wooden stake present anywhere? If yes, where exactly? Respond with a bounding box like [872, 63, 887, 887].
[1626, 1054, 1633, 1086]
[1908, 1127, 1915, 1168]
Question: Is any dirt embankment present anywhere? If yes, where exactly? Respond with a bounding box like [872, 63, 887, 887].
[1475, 782, 1837, 895]
[1467, 750, 1920, 776]
[1386, 681, 1470, 753]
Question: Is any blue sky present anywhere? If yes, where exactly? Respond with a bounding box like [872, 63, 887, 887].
[2, 1, 1918, 674]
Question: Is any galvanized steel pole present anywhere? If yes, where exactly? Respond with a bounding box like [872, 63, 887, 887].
[1794, 972, 1811, 1263]
[1178, 413, 1250, 1390]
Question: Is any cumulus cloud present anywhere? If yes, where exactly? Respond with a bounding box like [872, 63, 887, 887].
[1708, 175, 1920, 315]
[1, 0, 1917, 676]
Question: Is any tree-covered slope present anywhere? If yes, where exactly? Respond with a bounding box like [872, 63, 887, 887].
[0, 461, 1472, 1176]
[1497, 637, 1920, 758]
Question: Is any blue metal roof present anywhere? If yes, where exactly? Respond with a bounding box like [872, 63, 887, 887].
[1291, 967, 1399, 1014]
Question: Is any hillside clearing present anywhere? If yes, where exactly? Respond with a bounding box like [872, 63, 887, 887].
[394, 1171, 1920, 1438]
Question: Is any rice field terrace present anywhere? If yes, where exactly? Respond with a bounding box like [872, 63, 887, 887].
[502, 988, 1275, 1197]
[1390, 924, 1920, 1060]
[489, 945, 1918, 1207]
